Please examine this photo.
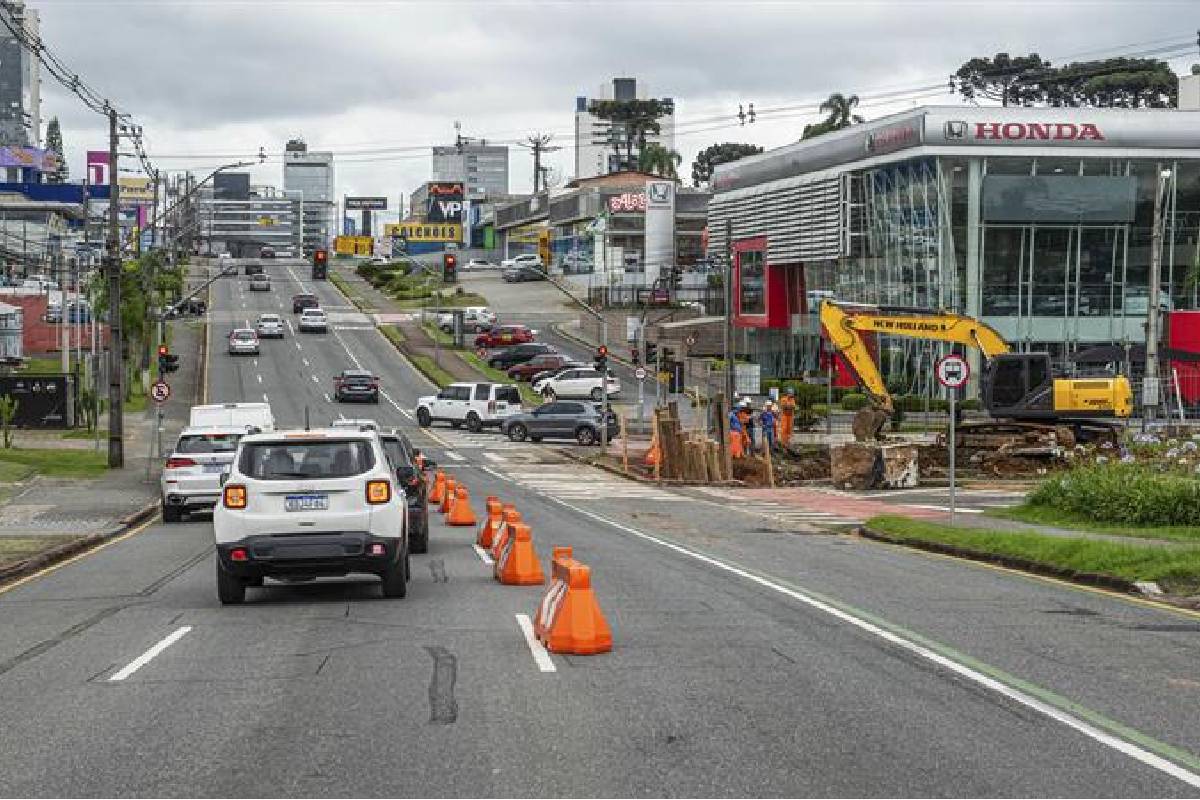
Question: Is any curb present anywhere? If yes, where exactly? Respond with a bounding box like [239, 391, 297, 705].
[555, 446, 742, 488]
[856, 525, 1138, 594]
[0, 500, 160, 587]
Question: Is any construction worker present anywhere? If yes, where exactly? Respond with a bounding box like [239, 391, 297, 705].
[778, 388, 797, 448]
[760, 401, 778, 453]
[728, 405, 745, 459]
[736, 399, 753, 455]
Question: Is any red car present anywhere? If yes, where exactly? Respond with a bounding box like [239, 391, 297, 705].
[507, 353, 573, 382]
[474, 324, 534, 348]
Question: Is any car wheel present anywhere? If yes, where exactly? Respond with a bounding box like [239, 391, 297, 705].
[372, 394, 380, 404]
[590, 387, 604, 401]
[380, 543, 408, 598]
[466, 413, 482, 433]
[450, 421, 463, 429]
[530, 435, 543, 443]
[162, 502, 182, 523]
[543, 388, 556, 401]
[216, 560, 246, 605]
[576, 427, 597, 446]
[417, 408, 431, 427]
[508, 423, 527, 442]
[410, 515, 429, 554]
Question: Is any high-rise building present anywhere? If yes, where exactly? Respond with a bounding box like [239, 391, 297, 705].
[574, 77, 674, 181]
[0, 1, 40, 148]
[197, 179, 301, 257]
[282, 139, 335, 254]
[432, 143, 509, 199]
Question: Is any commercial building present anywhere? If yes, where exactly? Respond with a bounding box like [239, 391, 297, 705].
[708, 105, 1200, 395]
[432, 143, 509, 199]
[197, 179, 300, 256]
[283, 139, 335, 254]
[574, 77, 675, 181]
[0, 1, 40, 148]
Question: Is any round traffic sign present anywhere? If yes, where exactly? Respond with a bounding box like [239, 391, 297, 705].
[935, 355, 970, 389]
[150, 380, 171, 404]
[634, 366, 647, 381]
[685, 334, 697, 348]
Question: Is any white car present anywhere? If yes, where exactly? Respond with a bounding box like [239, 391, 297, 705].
[298, 308, 328, 332]
[415, 381, 523, 432]
[228, 328, 260, 355]
[437, 306, 497, 333]
[533, 367, 621, 401]
[464, 258, 498, 271]
[190, 402, 275, 432]
[212, 428, 409, 604]
[500, 253, 543, 269]
[160, 427, 247, 522]
[256, 313, 284, 338]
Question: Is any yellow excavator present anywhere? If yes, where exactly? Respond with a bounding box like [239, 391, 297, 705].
[819, 301, 1133, 447]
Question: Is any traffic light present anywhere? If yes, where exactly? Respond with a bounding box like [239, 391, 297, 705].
[157, 344, 172, 376]
[594, 345, 608, 373]
[312, 248, 328, 279]
[630, 348, 640, 367]
[645, 341, 658, 365]
[443, 252, 458, 283]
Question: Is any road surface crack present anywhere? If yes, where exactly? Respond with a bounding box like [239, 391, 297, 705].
[424, 645, 458, 724]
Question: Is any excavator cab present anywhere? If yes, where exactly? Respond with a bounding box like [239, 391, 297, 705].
[982, 353, 1055, 419]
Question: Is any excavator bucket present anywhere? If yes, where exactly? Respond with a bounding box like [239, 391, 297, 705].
[852, 407, 891, 442]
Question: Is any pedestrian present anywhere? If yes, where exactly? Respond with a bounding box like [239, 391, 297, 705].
[728, 405, 745, 459]
[760, 401, 778, 453]
[737, 400, 753, 455]
[779, 387, 797, 448]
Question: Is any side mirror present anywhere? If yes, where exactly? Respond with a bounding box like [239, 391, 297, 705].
[397, 465, 420, 494]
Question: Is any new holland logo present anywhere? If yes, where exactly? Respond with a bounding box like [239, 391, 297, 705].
[944, 120, 967, 140]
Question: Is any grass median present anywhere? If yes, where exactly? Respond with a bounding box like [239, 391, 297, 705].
[409, 355, 456, 388]
[459, 352, 543, 407]
[0, 448, 108, 479]
[0, 534, 82, 571]
[867, 515, 1200, 595]
[988, 503, 1200, 544]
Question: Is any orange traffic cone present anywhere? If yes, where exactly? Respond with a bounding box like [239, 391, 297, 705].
[447, 485, 477, 526]
[477, 497, 502, 548]
[490, 506, 520, 559]
[439, 477, 457, 515]
[495, 520, 544, 585]
[428, 471, 446, 505]
[535, 554, 611, 655]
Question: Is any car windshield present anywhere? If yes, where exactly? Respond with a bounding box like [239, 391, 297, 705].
[233, 330, 255, 340]
[175, 433, 241, 453]
[239, 439, 375, 480]
[259, 315, 279, 323]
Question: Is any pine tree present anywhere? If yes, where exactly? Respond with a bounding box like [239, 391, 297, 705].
[45, 116, 68, 184]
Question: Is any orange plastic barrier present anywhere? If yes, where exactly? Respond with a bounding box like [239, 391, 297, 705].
[533, 547, 611, 655]
[439, 477, 457, 515]
[490, 506, 520, 559]
[495, 520, 544, 585]
[447, 485, 477, 526]
[477, 497, 502, 548]
[428, 471, 446, 504]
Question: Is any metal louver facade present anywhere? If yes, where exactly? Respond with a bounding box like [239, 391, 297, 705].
[707, 173, 849, 265]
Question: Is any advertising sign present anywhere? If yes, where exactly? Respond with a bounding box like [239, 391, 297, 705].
[643, 180, 675, 285]
[426, 182, 465, 224]
[345, 196, 388, 210]
[118, 176, 154, 203]
[386, 222, 462, 243]
[86, 150, 110, 186]
[334, 235, 373, 255]
[0, 146, 57, 172]
[608, 192, 647, 213]
[0, 375, 73, 428]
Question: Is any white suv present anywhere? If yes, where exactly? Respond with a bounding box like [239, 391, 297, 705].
[534, 367, 620, 401]
[501, 253, 542, 269]
[256, 313, 284, 338]
[415, 382, 522, 432]
[298, 308, 328, 332]
[161, 427, 248, 522]
[212, 428, 408, 604]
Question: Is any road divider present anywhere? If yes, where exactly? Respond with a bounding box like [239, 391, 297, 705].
[477, 496, 502, 548]
[495, 517, 545, 585]
[447, 485, 477, 526]
[533, 546, 612, 655]
[490, 505, 520, 560]
[439, 476, 457, 515]
[429, 471, 446, 505]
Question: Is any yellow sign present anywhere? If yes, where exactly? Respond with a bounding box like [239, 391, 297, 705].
[118, 176, 154, 203]
[384, 222, 462, 243]
[538, 230, 552, 267]
[334, 235, 373, 256]
[258, 216, 276, 226]
[507, 223, 546, 245]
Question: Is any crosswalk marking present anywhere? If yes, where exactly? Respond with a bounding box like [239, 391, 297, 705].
[500, 467, 689, 502]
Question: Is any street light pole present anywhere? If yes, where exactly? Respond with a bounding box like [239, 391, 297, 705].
[105, 108, 123, 468]
[1143, 166, 1171, 430]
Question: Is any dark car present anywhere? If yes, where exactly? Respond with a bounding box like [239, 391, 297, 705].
[507, 353, 573, 382]
[379, 429, 433, 554]
[501, 401, 619, 446]
[474, 324, 535, 349]
[292, 293, 319, 313]
[245, 263, 264, 276]
[502, 265, 548, 283]
[487, 342, 556, 370]
[333, 369, 380, 403]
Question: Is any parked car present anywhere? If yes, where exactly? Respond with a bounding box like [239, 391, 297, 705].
[244, 263, 264, 276]
[415, 381, 523, 432]
[474, 324, 534, 348]
[378, 428, 433, 554]
[227, 328, 260, 356]
[256, 313, 284, 339]
[260, 246, 275, 259]
[500, 253, 543, 270]
[334, 369, 381, 403]
[464, 258, 498, 271]
[438, 306, 497, 333]
[298, 308, 328, 332]
[507, 353, 575, 382]
[501, 401, 619, 446]
[486, 342, 556, 370]
[530, 361, 587, 386]
[160, 428, 246, 522]
[533, 367, 620, 401]
[212, 427, 409, 604]
[292, 293, 319, 313]
[249, 274, 271, 291]
[502, 264, 548, 283]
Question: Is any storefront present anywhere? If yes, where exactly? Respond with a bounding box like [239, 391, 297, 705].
[708, 106, 1200, 393]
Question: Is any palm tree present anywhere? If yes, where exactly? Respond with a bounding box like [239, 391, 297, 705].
[803, 92, 866, 140]
[638, 142, 682, 178]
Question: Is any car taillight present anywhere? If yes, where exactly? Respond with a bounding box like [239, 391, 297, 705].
[366, 480, 391, 504]
[229, 547, 249, 562]
[223, 484, 247, 509]
[166, 457, 196, 469]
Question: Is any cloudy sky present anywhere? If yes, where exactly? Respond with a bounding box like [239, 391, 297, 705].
[34, 0, 1198, 219]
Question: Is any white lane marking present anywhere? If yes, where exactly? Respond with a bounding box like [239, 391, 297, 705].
[472, 544, 494, 565]
[253, 358, 258, 367]
[535, 498, 1200, 789]
[311, 375, 319, 383]
[380, 389, 416, 422]
[256, 374, 262, 384]
[295, 341, 302, 350]
[284, 317, 295, 335]
[109, 626, 192, 682]
[515, 614, 556, 674]
[479, 465, 506, 480]
[482, 452, 506, 463]
[263, 393, 269, 403]
[445, 451, 466, 462]
[911, 504, 984, 514]
[302, 358, 310, 367]
[331, 327, 363, 369]
[323, 392, 331, 403]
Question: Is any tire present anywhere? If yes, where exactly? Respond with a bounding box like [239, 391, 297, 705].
[334, 391, 343, 403]
[450, 421, 463, 429]
[216, 561, 246, 605]
[417, 407, 431, 427]
[380, 542, 408, 598]
[466, 413, 482, 433]
[576, 427, 597, 446]
[246, 576, 264, 587]
[590, 387, 604, 401]
[508, 423, 527, 442]
[162, 502, 182, 523]
[530, 436, 542, 443]
[410, 515, 429, 554]
[372, 394, 380, 404]
[543, 388, 556, 401]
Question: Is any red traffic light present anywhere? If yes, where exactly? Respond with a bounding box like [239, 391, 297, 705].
[445, 254, 457, 267]
[597, 346, 608, 357]
[315, 249, 327, 262]
[157, 344, 169, 357]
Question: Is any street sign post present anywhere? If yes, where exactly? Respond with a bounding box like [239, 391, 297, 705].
[150, 380, 171, 404]
[935, 354, 970, 521]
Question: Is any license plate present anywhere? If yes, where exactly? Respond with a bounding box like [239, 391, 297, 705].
[204, 463, 226, 473]
[285, 494, 329, 512]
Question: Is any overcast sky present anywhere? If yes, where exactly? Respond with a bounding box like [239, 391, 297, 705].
[34, 0, 1199, 218]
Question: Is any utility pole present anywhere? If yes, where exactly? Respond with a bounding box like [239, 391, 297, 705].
[723, 219, 735, 403]
[520, 134, 561, 194]
[1143, 165, 1171, 430]
[106, 108, 123, 467]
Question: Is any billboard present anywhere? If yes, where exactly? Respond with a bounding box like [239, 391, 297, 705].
[643, 180, 675, 284]
[385, 221, 461, 243]
[86, 150, 109, 186]
[118, 176, 155, 203]
[213, 172, 250, 200]
[0, 146, 57, 172]
[426, 182, 464, 223]
[334, 235, 373, 255]
[345, 196, 388, 210]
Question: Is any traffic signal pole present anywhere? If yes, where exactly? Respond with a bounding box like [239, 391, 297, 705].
[106, 108, 124, 468]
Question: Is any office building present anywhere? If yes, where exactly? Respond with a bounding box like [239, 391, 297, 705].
[574, 77, 674, 181]
[0, 1, 40, 148]
[432, 143, 509, 199]
[283, 139, 335, 254]
[198, 179, 300, 257]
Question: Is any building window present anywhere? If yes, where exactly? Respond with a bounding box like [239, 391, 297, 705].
[739, 249, 766, 315]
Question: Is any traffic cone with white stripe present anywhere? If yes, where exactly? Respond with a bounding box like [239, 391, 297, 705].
[534, 548, 611, 655]
[490, 505, 519, 560]
[447, 485, 477, 526]
[477, 497, 502, 548]
[495, 519, 544, 586]
[428, 471, 446, 505]
[439, 477, 457, 515]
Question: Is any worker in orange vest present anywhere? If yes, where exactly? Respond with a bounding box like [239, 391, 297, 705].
[778, 388, 797, 449]
[736, 399, 753, 455]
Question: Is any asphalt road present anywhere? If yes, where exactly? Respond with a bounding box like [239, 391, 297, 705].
[1, 258, 1200, 796]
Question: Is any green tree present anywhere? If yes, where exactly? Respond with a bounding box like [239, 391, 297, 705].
[0, 394, 16, 448]
[691, 142, 763, 187]
[802, 92, 866, 140]
[587, 98, 675, 172]
[637, 142, 682, 178]
[44, 116, 68, 184]
[1046, 58, 1178, 108]
[951, 52, 1053, 106]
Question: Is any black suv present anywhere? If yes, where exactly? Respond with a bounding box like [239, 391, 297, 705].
[334, 369, 380, 403]
[487, 342, 556, 370]
[501, 401, 619, 446]
[379, 429, 433, 554]
[292, 293, 319, 313]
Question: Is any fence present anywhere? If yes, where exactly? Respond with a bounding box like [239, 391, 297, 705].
[587, 285, 724, 316]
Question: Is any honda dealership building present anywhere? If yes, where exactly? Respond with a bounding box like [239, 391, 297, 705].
[707, 106, 1200, 393]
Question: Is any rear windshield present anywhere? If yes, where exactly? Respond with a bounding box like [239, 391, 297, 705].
[344, 374, 373, 384]
[176, 433, 241, 453]
[381, 438, 413, 468]
[233, 330, 256, 340]
[239, 440, 375, 480]
[259, 316, 279, 323]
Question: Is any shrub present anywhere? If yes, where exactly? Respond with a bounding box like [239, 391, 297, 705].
[840, 392, 868, 411]
[811, 403, 829, 417]
[1030, 463, 1200, 526]
[959, 397, 982, 411]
